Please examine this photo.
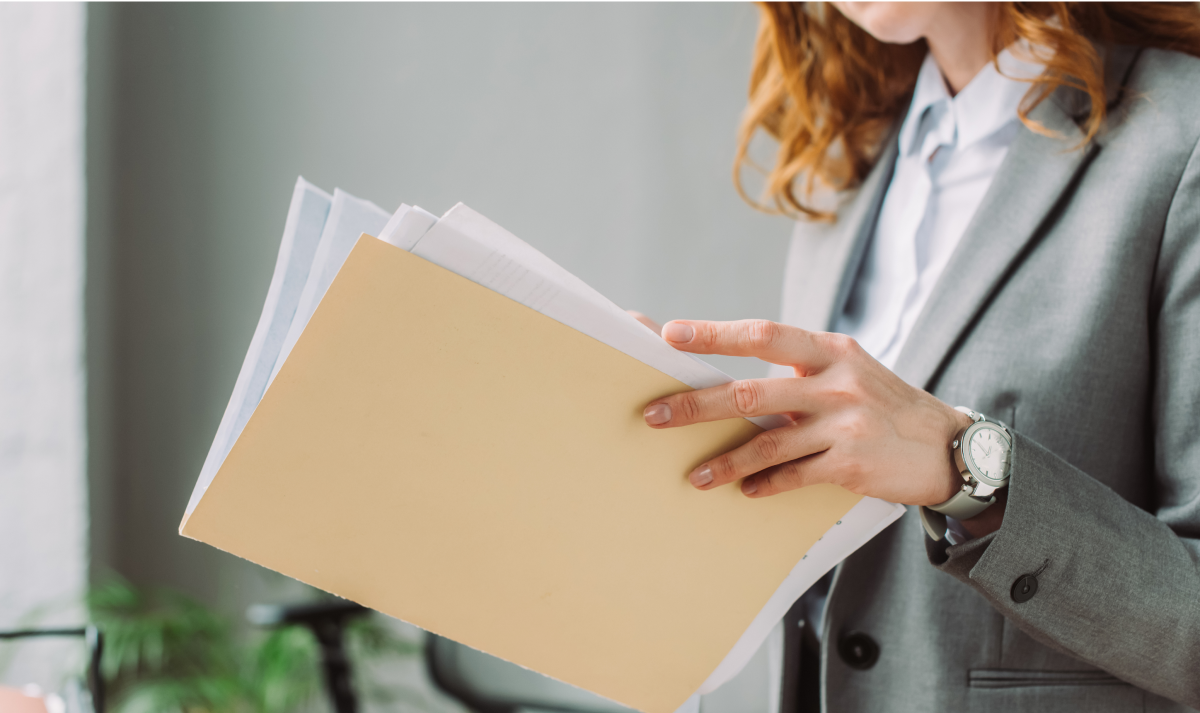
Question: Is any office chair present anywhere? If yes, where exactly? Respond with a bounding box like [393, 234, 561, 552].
[0, 625, 105, 713]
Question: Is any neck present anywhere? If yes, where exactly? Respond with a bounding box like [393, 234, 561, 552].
[923, 4, 996, 95]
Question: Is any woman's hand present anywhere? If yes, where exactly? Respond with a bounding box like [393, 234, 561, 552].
[643, 319, 973, 508]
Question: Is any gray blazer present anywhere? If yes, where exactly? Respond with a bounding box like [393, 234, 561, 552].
[776, 46, 1200, 712]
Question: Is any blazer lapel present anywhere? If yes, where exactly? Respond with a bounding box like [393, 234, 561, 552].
[783, 135, 900, 333]
[890, 95, 1101, 391]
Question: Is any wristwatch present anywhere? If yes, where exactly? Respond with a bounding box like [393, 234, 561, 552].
[919, 408, 1012, 542]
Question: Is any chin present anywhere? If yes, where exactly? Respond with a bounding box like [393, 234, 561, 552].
[834, 1, 935, 45]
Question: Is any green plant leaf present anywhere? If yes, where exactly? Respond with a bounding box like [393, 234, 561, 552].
[248, 626, 319, 713]
[114, 675, 249, 713]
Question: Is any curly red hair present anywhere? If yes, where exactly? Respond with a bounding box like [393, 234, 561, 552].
[736, 2, 1200, 220]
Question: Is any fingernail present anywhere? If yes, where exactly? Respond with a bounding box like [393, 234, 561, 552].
[741, 478, 758, 495]
[690, 466, 713, 488]
[663, 322, 694, 343]
[644, 403, 672, 426]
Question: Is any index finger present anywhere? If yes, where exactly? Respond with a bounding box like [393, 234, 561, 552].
[661, 319, 839, 371]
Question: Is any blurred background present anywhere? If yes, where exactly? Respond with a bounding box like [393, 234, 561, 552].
[4, 2, 794, 711]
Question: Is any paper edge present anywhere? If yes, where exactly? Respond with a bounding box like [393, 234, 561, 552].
[181, 177, 332, 526]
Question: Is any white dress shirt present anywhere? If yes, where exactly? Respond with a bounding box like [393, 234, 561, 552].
[833, 48, 1044, 369]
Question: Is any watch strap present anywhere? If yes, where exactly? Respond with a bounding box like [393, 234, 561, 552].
[931, 487, 996, 519]
[919, 505, 950, 542]
[920, 491, 996, 542]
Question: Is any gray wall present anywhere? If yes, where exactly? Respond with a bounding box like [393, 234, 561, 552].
[86, 3, 794, 609]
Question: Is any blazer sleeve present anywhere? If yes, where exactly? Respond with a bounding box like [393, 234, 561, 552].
[930, 137, 1200, 708]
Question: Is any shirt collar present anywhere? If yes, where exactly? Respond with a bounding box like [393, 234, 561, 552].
[897, 45, 1046, 158]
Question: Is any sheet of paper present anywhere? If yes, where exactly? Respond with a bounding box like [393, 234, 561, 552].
[185, 177, 332, 516]
[377, 200, 412, 244]
[269, 188, 392, 385]
[379, 203, 438, 250]
[181, 236, 865, 713]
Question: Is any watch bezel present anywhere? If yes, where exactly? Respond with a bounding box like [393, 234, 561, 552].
[955, 420, 1012, 489]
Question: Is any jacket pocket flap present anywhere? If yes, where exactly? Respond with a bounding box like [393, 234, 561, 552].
[969, 669, 1127, 688]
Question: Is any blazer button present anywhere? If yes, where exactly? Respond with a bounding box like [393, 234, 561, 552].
[838, 631, 879, 670]
[1011, 574, 1039, 603]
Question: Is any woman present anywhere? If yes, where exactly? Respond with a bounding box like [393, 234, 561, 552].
[639, 3, 1200, 711]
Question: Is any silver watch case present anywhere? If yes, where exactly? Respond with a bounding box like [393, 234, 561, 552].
[951, 411, 1012, 499]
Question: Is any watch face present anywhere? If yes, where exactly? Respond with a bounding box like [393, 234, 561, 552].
[968, 425, 1011, 482]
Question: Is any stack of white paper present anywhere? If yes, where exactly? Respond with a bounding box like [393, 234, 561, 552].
[187, 177, 906, 707]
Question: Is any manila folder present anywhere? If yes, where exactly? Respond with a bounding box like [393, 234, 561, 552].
[180, 235, 862, 713]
